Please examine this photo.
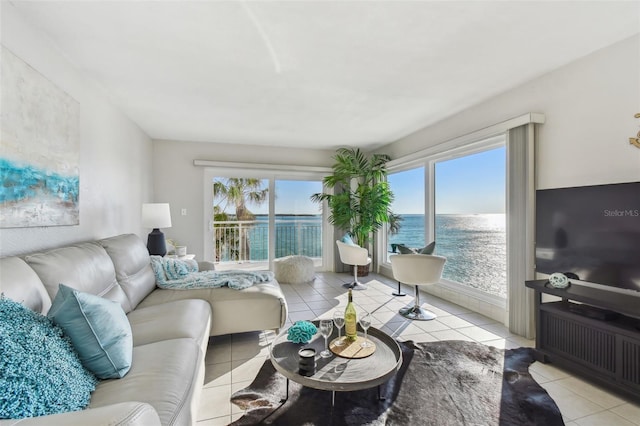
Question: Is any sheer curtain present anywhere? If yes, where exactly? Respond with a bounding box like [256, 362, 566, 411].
[506, 123, 536, 339]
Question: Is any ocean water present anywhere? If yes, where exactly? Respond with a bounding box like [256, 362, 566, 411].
[390, 214, 507, 298]
[239, 213, 506, 298]
[245, 215, 323, 259]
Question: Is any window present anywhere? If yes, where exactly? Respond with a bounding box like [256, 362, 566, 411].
[434, 146, 506, 298]
[380, 115, 541, 328]
[386, 167, 425, 261]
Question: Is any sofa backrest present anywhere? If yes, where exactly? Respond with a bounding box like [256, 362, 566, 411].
[23, 242, 133, 313]
[98, 234, 156, 310]
[0, 256, 52, 314]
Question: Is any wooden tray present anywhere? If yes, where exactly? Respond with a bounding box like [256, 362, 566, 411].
[329, 336, 376, 358]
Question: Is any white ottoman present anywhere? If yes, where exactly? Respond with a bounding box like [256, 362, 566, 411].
[274, 255, 315, 284]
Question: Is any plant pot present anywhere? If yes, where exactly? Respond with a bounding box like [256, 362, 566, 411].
[352, 264, 370, 277]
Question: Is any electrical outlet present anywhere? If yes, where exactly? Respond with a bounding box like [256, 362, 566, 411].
[181, 209, 187, 216]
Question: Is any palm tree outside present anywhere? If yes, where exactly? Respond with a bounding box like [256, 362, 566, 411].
[213, 178, 269, 262]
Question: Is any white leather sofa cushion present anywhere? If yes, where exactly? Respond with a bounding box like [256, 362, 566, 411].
[23, 242, 132, 313]
[0, 402, 161, 426]
[137, 282, 287, 336]
[0, 235, 213, 426]
[90, 338, 203, 426]
[99, 234, 157, 310]
[127, 299, 211, 352]
[0, 257, 51, 314]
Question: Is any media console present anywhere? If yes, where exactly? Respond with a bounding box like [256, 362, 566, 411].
[525, 280, 640, 401]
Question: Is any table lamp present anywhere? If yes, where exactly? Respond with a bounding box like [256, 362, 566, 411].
[142, 203, 172, 256]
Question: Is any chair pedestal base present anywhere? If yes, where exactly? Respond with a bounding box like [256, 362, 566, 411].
[399, 306, 436, 321]
[343, 281, 368, 290]
[342, 261, 368, 290]
[392, 281, 406, 297]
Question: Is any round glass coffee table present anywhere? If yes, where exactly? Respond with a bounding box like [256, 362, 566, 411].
[269, 321, 402, 406]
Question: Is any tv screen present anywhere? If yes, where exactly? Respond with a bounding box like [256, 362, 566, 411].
[535, 181, 640, 293]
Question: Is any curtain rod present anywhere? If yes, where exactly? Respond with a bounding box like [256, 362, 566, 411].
[193, 160, 331, 173]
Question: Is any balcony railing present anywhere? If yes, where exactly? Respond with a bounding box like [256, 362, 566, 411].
[213, 218, 322, 264]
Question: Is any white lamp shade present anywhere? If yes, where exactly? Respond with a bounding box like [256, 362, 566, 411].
[141, 203, 172, 229]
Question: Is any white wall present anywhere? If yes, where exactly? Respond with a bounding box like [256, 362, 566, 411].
[376, 35, 640, 323]
[152, 139, 335, 259]
[0, 4, 154, 256]
[154, 36, 640, 265]
[379, 35, 640, 189]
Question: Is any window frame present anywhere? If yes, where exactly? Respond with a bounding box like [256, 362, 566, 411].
[203, 166, 331, 271]
[384, 164, 428, 262]
[380, 135, 507, 305]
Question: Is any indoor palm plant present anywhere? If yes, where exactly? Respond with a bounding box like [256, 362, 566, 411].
[311, 148, 395, 273]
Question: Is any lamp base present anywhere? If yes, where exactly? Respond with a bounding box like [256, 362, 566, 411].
[147, 229, 167, 256]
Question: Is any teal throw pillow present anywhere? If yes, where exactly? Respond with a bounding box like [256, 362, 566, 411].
[341, 233, 356, 246]
[418, 241, 436, 254]
[0, 296, 97, 419]
[48, 284, 133, 379]
[396, 244, 416, 254]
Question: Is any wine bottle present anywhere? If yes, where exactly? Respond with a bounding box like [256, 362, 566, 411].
[344, 289, 357, 341]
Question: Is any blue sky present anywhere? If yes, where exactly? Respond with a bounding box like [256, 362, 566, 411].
[219, 179, 321, 215]
[388, 167, 425, 215]
[217, 146, 505, 216]
[435, 147, 505, 214]
[275, 180, 322, 215]
[390, 146, 505, 215]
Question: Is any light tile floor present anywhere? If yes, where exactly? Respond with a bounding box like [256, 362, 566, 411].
[197, 272, 640, 425]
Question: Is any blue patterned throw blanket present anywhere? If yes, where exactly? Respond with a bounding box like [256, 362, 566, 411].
[150, 256, 274, 290]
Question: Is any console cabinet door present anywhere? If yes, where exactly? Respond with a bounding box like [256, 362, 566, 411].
[540, 310, 616, 375]
[619, 335, 640, 392]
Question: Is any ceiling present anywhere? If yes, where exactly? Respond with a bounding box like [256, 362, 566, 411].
[8, 1, 640, 150]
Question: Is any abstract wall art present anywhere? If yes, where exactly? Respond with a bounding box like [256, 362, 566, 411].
[1, 46, 80, 228]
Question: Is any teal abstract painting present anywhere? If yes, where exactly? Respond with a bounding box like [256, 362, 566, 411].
[1, 47, 79, 228]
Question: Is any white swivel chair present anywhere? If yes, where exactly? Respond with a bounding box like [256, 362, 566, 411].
[390, 254, 446, 320]
[336, 240, 371, 290]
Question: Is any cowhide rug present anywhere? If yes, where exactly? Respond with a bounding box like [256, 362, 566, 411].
[230, 340, 564, 426]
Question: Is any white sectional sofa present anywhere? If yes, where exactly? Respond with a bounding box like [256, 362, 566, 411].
[0, 233, 288, 425]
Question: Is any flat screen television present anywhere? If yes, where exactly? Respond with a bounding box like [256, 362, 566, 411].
[535, 181, 640, 293]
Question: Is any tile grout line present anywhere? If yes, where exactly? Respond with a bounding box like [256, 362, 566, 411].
[197, 272, 640, 424]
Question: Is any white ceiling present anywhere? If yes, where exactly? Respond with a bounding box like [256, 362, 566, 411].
[8, 1, 640, 150]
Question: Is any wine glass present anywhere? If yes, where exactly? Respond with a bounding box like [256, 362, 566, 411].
[319, 319, 334, 358]
[332, 311, 345, 346]
[359, 311, 372, 348]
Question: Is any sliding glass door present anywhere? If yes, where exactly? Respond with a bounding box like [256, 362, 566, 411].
[212, 177, 270, 267]
[275, 180, 323, 267]
[204, 169, 327, 270]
